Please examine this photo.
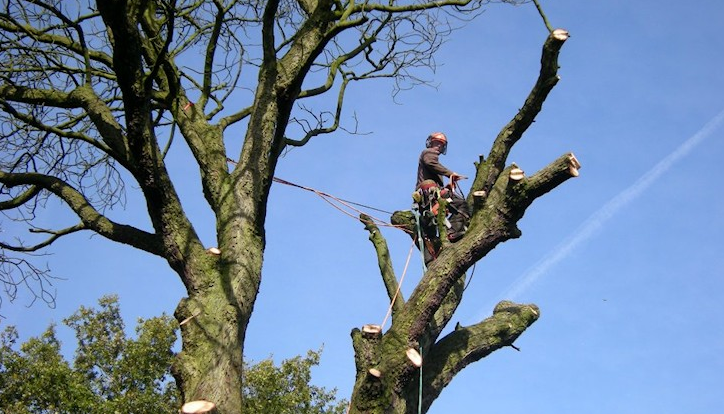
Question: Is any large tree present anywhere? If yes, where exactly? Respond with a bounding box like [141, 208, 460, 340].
[0, 0, 575, 412]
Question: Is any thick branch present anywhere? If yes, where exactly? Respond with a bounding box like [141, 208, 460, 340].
[419, 301, 540, 412]
[471, 29, 569, 196]
[0, 84, 82, 109]
[351, 325, 384, 375]
[0, 171, 163, 256]
[261, 0, 281, 64]
[361, 214, 404, 315]
[511, 152, 581, 209]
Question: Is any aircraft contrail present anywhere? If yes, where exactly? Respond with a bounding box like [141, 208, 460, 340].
[483, 107, 724, 311]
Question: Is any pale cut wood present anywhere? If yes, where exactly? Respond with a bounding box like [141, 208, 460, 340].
[406, 348, 422, 367]
[473, 190, 487, 208]
[181, 400, 217, 414]
[509, 167, 525, 181]
[568, 153, 581, 177]
[179, 311, 200, 326]
[553, 28, 570, 41]
[368, 368, 382, 378]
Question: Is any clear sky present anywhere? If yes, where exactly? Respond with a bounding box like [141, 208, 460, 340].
[3, 1, 724, 413]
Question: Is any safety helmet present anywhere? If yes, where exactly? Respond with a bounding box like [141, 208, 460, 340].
[426, 132, 447, 154]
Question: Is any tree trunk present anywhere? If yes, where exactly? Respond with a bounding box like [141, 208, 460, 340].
[172, 268, 247, 412]
[348, 301, 540, 414]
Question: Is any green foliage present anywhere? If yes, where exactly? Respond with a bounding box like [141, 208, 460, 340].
[0, 325, 96, 413]
[243, 349, 348, 414]
[0, 296, 346, 414]
[0, 295, 181, 413]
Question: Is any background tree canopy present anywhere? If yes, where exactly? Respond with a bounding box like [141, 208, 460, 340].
[0, 295, 346, 414]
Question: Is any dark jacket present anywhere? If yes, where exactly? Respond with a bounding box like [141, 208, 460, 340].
[417, 148, 453, 188]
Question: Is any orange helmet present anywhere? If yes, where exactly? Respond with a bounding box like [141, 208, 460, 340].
[426, 132, 447, 154]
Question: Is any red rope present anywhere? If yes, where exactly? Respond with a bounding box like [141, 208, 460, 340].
[272, 176, 411, 233]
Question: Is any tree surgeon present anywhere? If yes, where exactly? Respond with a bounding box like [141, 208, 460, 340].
[414, 132, 471, 263]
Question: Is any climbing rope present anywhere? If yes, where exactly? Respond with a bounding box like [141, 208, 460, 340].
[412, 207, 429, 273]
[379, 240, 415, 330]
[418, 346, 423, 414]
[463, 263, 477, 291]
[272, 177, 394, 216]
[272, 177, 406, 232]
[225, 158, 402, 230]
[414, 211, 427, 414]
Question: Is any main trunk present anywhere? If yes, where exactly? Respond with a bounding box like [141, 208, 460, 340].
[173, 273, 247, 411]
[170, 61, 281, 412]
[171, 205, 266, 413]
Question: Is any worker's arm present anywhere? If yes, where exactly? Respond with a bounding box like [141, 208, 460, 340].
[421, 150, 454, 177]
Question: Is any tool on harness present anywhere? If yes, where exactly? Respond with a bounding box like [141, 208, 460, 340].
[412, 176, 471, 253]
[415, 180, 444, 220]
[411, 180, 446, 264]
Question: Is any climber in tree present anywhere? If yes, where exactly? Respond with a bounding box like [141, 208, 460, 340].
[415, 132, 471, 257]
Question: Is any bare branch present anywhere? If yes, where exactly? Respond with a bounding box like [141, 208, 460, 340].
[360, 214, 405, 316]
[0, 171, 163, 256]
[0, 8, 113, 70]
[532, 0, 554, 33]
[351, 0, 477, 15]
[198, 0, 224, 111]
[297, 31, 377, 100]
[0, 223, 85, 252]
[419, 301, 540, 412]
[0, 250, 58, 309]
[285, 76, 350, 147]
[0, 185, 40, 210]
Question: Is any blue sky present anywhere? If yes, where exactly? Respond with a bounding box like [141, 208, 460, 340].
[3, 1, 724, 413]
